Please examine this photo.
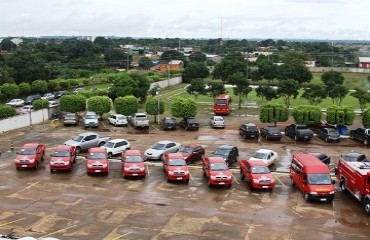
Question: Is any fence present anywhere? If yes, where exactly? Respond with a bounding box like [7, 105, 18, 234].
[0, 109, 50, 133]
[309, 67, 370, 74]
[149, 76, 182, 89]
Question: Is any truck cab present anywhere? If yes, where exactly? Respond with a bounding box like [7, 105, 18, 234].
[290, 153, 335, 202]
[49, 145, 76, 172]
[86, 147, 109, 175]
[162, 153, 190, 183]
[122, 150, 146, 178]
[240, 159, 275, 190]
[202, 157, 232, 188]
[15, 143, 46, 170]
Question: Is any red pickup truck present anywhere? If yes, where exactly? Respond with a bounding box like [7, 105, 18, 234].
[49, 145, 77, 172]
[202, 157, 232, 188]
[239, 159, 275, 191]
[162, 153, 190, 183]
[122, 150, 146, 178]
[15, 143, 46, 170]
[86, 147, 109, 175]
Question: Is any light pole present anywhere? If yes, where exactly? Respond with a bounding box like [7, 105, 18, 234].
[156, 90, 160, 123]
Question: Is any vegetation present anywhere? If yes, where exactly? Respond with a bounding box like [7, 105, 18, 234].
[60, 95, 86, 113]
[145, 97, 164, 123]
[32, 99, 49, 110]
[171, 97, 197, 118]
[0, 105, 17, 119]
[292, 105, 322, 124]
[114, 96, 138, 116]
[87, 96, 112, 119]
[327, 105, 355, 126]
[259, 103, 288, 126]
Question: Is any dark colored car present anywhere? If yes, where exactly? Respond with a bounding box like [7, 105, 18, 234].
[210, 145, 239, 166]
[179, 117, 199, 131]
[24, 94, 41, 105]
[260, 126, 283, 140]
[318, 128, 340, 142]
[160, 117, 177, 130]
[63, 113, 80, 126]
[310, 152, 331, 165]
[340, 152, 368, 162]
[55, 90, 69, 98]
[178, 144, 205, 164]
[239, 123, 260, 139]
[307, 121, 336, 133]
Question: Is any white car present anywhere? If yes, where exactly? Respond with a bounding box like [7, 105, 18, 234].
[144, 140, 181, 160]
[210, 116, 225, 128]
[48, 100, 59, 108]
[249, 149, 278, 166]
[108, 114, 128, 126]
[6, 99, 24, 107]
[41, 93, 55, 100]
[20, 105, 33, 114]
[101, 139, 131, 158]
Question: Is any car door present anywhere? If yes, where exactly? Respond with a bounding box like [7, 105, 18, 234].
[84, 134, 98, 149]
[165, 143, 176, 153]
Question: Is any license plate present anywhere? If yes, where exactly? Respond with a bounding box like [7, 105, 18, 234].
[262, 186, 269, 188]
[132, 174, 138, 176]
[22, 165, 28, 167]
[250, 135, 255, 137]
[177, 177, 183, 180]
[95, 170, 101, 172]
[218, 182, 225, 185]
[320, 198, 327, 202]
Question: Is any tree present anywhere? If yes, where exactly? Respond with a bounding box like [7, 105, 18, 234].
[228, 72, 252, 109]
[321, 70, 348, 104]
[282, 51, 310, 65]
[0, 38, 17, 52]
[207, 82, 226, 98]
[114, 96, 138, 116]
[301, 84, 327, 105]
[362, 107, 370, 128]
[328, 85, 349, 105]
[87, 96, 111, 119]
[109, 73, 137, 99]
[148, 85, 160, 97]
[0, 105, 17, 119]
[350, 88, 370, 114]
[0, 66, 14, 84]
[257, 61, 278, 82]
[160, 50, 187, 66]
[213, 58, 246, 82]
[277, 79, 300, 107]
[31, 80, 48, 94]
[189, 51, 206, 62]
[171, 97, 197, 118]
[130, 72, 151, 102]
[47, 80, 59, 92]
[145, 97, 164, 123]
[138, 57, 153, 70]
[292, 105, 322, 124]
[104, 48, 128, 68]
[1, 83, 19, 100]
[186, 78, 207, 99]
[249, 69, 262, 82]
[182, 62, 209, 83]
[327, 105, 355, 126]
[255, 86, 278, 103]
[259, 103, 288, 126]
[60, 95, 86, 113]
[18, 82, 31, 95]
[32, 99, 49, 110]
[276, 62, 312, 85]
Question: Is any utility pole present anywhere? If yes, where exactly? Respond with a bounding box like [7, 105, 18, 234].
[220, 16, 223, 46]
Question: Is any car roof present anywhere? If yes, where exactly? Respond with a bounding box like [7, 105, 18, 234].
[243, 123, 257, 127]
[108, 139, 127, 143]
[85, 111, 96, 115]
[55, 145, 72, 151]
[156, 140, 176, 144]
[79, 132, 97, 136]
[207, 157, 226, 163]
[343, 152, 364, 157]
[247, 160, 268, 167]
[217, 145, 234, 149]
[182, 144, 202, 148]
[255, 149, 273, 154]
[22, 143, 40, 148]
[166, 153, 184, 159]
[89, 147, 106, 153]
[124, 150, 141, 155]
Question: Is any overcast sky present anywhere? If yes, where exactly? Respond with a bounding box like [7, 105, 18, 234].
[1, 0, 369, 40]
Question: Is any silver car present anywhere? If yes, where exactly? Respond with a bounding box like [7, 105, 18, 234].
[210, 116, 225, 128]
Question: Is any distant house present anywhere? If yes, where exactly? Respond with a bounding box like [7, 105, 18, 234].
[359, 57, 370, 68]
[158, 60, 184, 72]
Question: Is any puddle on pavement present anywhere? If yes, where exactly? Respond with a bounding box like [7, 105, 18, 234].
[274, 148, 292, 173]
[197, 135, 216, 141]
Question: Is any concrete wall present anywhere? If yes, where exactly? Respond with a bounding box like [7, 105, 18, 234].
[309, 67, 370, 73]
[0, 109, 49, 133]
[149, 76, 182, 89]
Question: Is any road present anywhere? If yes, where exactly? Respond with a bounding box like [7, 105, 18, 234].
[0, 115, 369, 240]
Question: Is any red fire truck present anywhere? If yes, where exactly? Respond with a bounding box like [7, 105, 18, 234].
[336, 159, 370, 215]
[213, 94, 231, 115]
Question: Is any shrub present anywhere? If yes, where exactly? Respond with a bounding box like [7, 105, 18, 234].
[0, 104, 17, 119]
[32, 99, 49, 110]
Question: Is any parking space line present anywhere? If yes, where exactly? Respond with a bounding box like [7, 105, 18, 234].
[8, 181, 40, 197]
[40, 224, 76, 238]
[231, 173, 239, 184]
[274, 175, 286, 187]
[0, 218, 26, 227]
[151, 125, 159, 131]
[110, 232, 131, 240]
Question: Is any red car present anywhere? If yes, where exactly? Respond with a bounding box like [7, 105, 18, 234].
[49, 145, 77, 172]
[86, 147, 109, 175]
[178, 144, 205, 164]
[15, 143, 46, 170]
[202, 157, 232, 188]
[162, 153, 190, 183]
[122, 150, 146, 178]
[239, 159, 275, 191]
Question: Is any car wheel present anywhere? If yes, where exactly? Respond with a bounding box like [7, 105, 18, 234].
[294, 135, 298, 141]
[304, 193, 310, 201]
[364, 199, 370, 215]
[241, 173, 245, 181]
[265, 135, 268, 140]
[35, 161, 39, 170]
[108, 152, 113, 158]
[227, 184, 232, 189]
[365, 139, 368, 146]
[250, 185, 254, 191]
[340, 179, 347, 192]
[325, 137, 329, 142]
[350, 134, 354, 140]
[208, 180, 212, 188]
[76, 147, 81, 154]
[185, 179, 189, 184]
[98, 142, 105, 147]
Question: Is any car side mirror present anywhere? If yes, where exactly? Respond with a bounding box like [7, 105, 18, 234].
[302, 180, 307, 185]
[332, 180, 336, 184]
[82, 140, 86, 142]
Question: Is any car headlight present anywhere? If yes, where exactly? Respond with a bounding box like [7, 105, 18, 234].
[64, 162, 70, 166]
[168, 171, 174, 175]
[210, 176, 216, 180]
[253, 179, 259, 183]
[29, 159, 35, 163]
[139, 167, 145, 171]
[87, 164, 94, 168]
[15, 159, 20, 163]
[310, 192, 317, 195]
[184, 171, 189, 175]
[329, 191, 335, 194]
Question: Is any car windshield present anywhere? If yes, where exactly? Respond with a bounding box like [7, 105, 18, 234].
[125, 156, 142, 162]
[327, 129, 338, 133]
[53, 151, 69, 157]
[152, 143, 165, 150]
[215, 99, 227, 105]
[72, 136, 84, 142]
[214, 117, 224, 121]
[88, 153, 106, 159]
[104, 142, 115, 148]
[187, 118, 196, 123]
[252, 152, 267, 159]
[169, 159, 186, 166]
[213, 148, 230, 156]
[85, 115, 97, 119]
[20, 148, 36, 155]
[251, 166, 270, 174]
[117, 116, 126, 120]
[268, 127, 280, 133]
[65, 114, 76, 118]
[210, 163, 228, 170]
[307, 173, 332, 185]
[165, 119, 176, 123]
[296, 125, 308, 129]
[179, 146, 193, 153]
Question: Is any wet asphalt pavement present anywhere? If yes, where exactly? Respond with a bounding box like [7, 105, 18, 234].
[0, 115, 370, 240]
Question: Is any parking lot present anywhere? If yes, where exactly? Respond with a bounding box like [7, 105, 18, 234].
[0, 114, 370, 240]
